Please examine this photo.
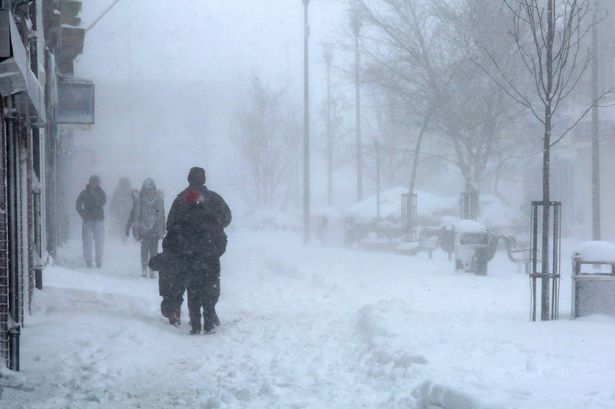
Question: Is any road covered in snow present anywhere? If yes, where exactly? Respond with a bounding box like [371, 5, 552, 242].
[3, 229, 615, 408]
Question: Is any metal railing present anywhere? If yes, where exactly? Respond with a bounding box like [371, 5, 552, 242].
[529, 201, 562, 321]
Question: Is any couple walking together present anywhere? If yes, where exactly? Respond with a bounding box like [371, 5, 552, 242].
[151, 167, 231, 335]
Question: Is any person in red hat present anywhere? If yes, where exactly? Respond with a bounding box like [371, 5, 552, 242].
[162, 167, 231, 334]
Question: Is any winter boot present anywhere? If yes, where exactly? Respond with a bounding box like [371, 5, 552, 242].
[168, 312, 181, 327]
[149, 269, 156, 279]
[202, 314, 215, 334]
[142, 268, 148, 278]
[189, 326, 201, 335]
[205, 305, 220, 327]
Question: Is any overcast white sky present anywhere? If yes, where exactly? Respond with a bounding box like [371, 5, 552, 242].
[78, 0, 346, 86]
[71, 1, 353, 213]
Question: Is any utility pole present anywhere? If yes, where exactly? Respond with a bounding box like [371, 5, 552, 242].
[351, 7, 363, 202]
[591, 0, 601, 240]
[323, 44, 333, 207]
[303, 0, 311, 244]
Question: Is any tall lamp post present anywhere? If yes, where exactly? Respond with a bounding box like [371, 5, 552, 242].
[375, 140, 381, 220]
[323, 44, 333, 207]
[303, 0, 311, 244]
[591, 0, 601, 240]
[351, 7, 363, 202]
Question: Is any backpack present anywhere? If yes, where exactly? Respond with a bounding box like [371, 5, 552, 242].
[164, 203, 227, 258]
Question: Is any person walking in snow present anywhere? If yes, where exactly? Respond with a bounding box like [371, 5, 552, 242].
[76, 175, 107, 268]
[165, 167, 231, 334]
[125, 178, 166, 278]
[109, 177, 133, 242]
[153, 245, 187, 327]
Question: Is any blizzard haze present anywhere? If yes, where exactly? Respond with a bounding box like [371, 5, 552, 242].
[4, 1, 615, 408]
[72, 0, 347, 215]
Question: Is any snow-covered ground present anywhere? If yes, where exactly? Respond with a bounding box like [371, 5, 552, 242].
[2, 229, 615, 408]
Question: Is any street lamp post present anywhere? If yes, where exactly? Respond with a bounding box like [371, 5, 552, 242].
[351, 7, 363, 202]
[375, 140, 381, 220]
[323, 44, 333, 207]
[303, 0, 311, 244]
[591, 0, 601, 241]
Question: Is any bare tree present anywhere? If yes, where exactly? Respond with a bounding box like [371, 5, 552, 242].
[479, 0, 610, 320]
[356, 0, 523, 195]
[484, 126, 538, 199]
[232, 78, 301, 210]
[365, 88, 412, 189]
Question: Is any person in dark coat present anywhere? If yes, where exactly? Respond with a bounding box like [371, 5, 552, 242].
[164, 167, 231, 334]
[125, 178, 166, 278]
[109, 177, 133, 242]
[76, 175, 106, 268]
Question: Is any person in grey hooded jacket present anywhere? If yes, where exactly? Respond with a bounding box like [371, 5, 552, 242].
[126, 178, 166, 278]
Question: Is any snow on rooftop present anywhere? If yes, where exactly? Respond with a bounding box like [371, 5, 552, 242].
[573, 241, 615, 263]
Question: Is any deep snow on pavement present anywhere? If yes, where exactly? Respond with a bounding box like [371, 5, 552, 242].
[2, 229, 615, 409]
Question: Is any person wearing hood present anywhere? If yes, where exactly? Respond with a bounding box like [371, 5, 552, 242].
[164, 167, 231, 334]
[76, 175, 107, 268]
[126, 178, 166, 278]
[110, 177, 133, 242]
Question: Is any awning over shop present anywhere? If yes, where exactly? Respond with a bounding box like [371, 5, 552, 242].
[0, 9, 46, 127]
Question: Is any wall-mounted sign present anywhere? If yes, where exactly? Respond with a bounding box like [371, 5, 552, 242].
[57, 78, 94, 124]
[0, 9, 10, 58]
